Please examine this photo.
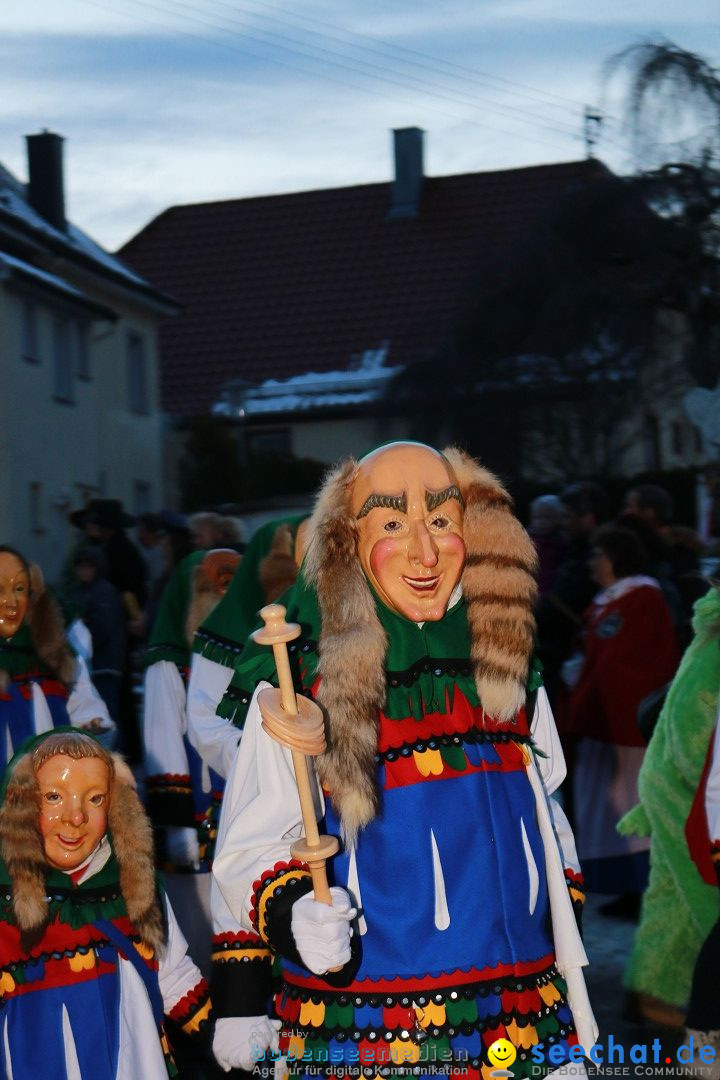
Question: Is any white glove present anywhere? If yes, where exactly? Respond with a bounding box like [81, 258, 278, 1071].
[165, 826, 200, 868]
[213, 1015, 282, 1072]
[291, 887, 356, 975]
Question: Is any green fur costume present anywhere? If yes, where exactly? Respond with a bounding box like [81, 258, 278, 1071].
[618, 587, 720, 1007]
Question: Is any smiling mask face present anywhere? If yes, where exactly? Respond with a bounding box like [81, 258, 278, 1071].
[0, 552, 30, 640]
[353, 444, 466, 622]
[37, 754, 110, 871]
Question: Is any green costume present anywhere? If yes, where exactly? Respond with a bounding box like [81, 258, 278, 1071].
[195, 515, 305, 669]
[619, 587, 720, 1007]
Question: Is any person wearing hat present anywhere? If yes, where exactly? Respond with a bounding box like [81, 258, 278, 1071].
[69, 500, 148, 763]
[68, 546, 126, 730]
[206, 443, 595, 1077]
[70, 499, 148, 617]
[0, 728, 211, 1077]
[0, 546, 113, 770]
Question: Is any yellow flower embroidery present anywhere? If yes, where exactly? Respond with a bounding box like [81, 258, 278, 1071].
[299, 998, 325, 1028]
[413, 749, 444, 777]
[69, 951, 96, 972]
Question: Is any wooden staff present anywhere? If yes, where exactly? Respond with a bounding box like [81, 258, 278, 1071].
[252, 604, 339, 905]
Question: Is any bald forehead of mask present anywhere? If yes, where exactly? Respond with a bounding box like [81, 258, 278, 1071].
[352, 444, 466, 622]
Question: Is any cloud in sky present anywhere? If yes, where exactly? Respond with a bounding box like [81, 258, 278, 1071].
[1, 0, 718, 249]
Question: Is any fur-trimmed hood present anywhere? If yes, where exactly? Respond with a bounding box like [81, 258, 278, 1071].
[258, 523, 300, 603]
[27, 564, 76, 687]
[0, 561, 77, 687]
[185, 548, 242, 646]
[0, 732, 164, 955]
[302, 444, 538, 842]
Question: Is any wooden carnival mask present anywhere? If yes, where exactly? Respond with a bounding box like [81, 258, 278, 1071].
[352, 443, 466, 622]
[0, 551, 30, 640]
[37, 754, 110, 871]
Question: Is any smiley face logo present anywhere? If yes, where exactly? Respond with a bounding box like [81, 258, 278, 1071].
[488, 1039, 517, 1072]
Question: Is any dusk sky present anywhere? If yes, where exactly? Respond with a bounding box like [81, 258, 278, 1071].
[1, 0, 718, 251]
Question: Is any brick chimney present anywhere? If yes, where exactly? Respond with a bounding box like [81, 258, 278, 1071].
[25, 131, 66, 231]
[388, 127, 424, 219]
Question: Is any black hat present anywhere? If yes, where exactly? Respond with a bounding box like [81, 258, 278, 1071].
[69, 499, 136, 529]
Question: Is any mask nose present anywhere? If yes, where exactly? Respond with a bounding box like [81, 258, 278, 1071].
[409, 520, 439, 568]
[62, 799, 87, 828]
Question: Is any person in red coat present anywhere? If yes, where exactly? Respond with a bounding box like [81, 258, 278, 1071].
[565, 525, 680, 916]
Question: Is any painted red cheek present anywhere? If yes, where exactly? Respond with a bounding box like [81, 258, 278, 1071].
[439, 534, 466, 559]
[369, 538, 399, 575]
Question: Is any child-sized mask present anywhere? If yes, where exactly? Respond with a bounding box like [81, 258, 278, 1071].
[353, 444, 466, 622]
[37, 754, 110, 871]
[0, 552, 30, 640]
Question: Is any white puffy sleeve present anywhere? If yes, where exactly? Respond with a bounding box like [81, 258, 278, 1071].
[67, 656, 113, 732]
[158, 896, 212, 1034]
[212, 681, 324, 930]
[143, 661, 189, 778]
[186, 654, 240, 779]
[529, 686, 582, 882]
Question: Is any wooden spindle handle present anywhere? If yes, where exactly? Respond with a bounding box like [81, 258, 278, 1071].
[253, 605, 340, 923]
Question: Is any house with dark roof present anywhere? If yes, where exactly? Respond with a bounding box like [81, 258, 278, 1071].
[0, 132, 178, 578]
[119, 129, 706, 501]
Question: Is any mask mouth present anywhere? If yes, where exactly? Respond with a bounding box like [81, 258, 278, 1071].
[402, 574, 441, 592]
[56, 834, 85, 848]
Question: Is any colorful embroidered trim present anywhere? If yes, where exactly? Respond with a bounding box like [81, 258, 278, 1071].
[274, 960, 576, 1080]
[564, 869, 586, 906]
[168, 977, 212, 1034]
[251, 860, 312, 944]
[211, 930, 272, 964]
[197, 791, 225, 869]
[0, 916, 156, 998]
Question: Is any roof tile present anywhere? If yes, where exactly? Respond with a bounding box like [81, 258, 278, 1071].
[119, 160, 607, 415]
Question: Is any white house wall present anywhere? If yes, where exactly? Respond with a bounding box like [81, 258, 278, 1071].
[0, 285, 163, 582]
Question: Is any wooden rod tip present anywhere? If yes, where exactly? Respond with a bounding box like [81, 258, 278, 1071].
[253, 603, 301, 645]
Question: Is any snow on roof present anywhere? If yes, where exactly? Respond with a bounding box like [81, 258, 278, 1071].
[0, 249, 115, 316]
[0, 160, 152, 290]
[212, 343, 401, 417]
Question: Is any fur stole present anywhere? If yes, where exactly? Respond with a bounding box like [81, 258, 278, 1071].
[304, 459, 387, 841]
[303, 447, 537, 841]
[26, 564, 76, 687]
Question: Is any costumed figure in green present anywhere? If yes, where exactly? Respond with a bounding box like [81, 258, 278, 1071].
[187, 515, 307, 785]
[619, 585, 719, 1028]
[142, 548, 241, 871]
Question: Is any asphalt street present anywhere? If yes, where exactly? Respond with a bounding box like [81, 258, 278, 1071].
[582, 894, 688, 1079]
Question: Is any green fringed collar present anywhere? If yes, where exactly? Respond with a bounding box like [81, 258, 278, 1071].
[140, 551, 205, 671]
[0, 624, 54, 679]
[0, 845, 164, 932]
[193, 515, 306, 667]
[215, 572, 541, 727]
[0, 848, 127, 929]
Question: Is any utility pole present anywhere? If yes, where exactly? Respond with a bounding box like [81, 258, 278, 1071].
[584, 106, 603, 158]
